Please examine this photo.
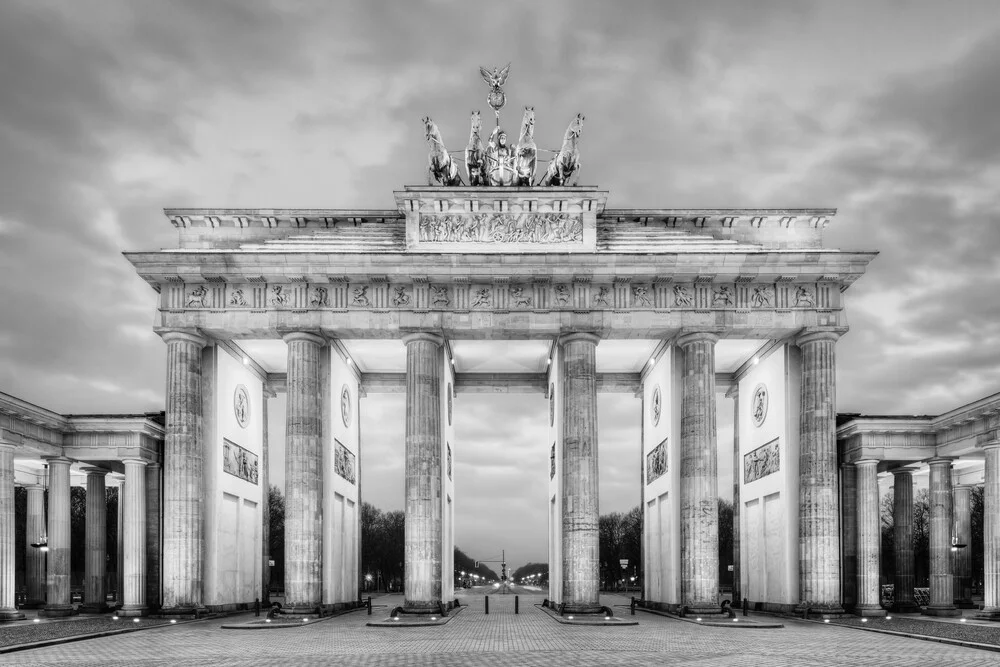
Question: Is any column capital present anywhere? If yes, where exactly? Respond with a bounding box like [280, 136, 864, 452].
[855, 459, 880, 468]
[158, 329, 208, 347]
[401, 332, 444, 347]
[80, 466, 109, 476]
[926, 456, 954, 467]
[557, 332, 600, 347]
[675, 331, 719, 348]
[978, 438, 1000, 451]
[43, 456, 73, 466]
[0, 442, 14, 453]
[796, 329, 844, 347]
[24, 483, 45, 492]
[122, 458, 149, 468]
[281, 331, 326, 346]
[892, 468, 915, 478]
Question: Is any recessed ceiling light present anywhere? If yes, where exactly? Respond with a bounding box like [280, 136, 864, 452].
[242, 356, 249, 365]
[752, 356, 760, 365]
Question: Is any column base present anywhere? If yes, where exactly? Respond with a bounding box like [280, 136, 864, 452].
[975, 608, 1000, 621]
[560, 603, 608, 616]
[78, 603, 112, 614]
[0, 609, 26, 621]
[157, 605, 209, 618]
[796, 602, 846, 618]
[680, 603, 726, 616]
[890, 601, 921, 613]
[399, 600, 448, 617]
[281, 604, 322, 617]
[39, 605, 76, 618]
[954, 599, 978, 609]
[854, 605, 886, 617]
[19, 598, 46, 610]
[922, 605, 961, 617]
[118, 605, 149, 617]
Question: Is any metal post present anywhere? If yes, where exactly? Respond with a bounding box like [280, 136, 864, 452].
[485, 595, 489, 615]
[515, 595, 519, 614]
[367, 596, 372, 616]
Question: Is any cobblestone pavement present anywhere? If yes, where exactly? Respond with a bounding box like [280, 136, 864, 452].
[2, 593, 997, 667]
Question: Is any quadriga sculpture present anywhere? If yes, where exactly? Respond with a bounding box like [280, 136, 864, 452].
[465, 111, 487, 187]
[514, 106, 537, 187]
[423, 116, 464, 186]
[537, 114, 584, 187]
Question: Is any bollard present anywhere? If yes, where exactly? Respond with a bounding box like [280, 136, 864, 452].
[630, 596, 636, 616]
[742, 597, 748, 617]
[485, 595, 489, 615]
[367, 597, 372, 616]
[515, 596, 519, 614]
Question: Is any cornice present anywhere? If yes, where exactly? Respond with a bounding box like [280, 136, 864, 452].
[0, 391, 69, 431]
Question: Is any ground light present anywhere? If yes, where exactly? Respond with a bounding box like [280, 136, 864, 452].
[823, 619, 830, 623]
[133, 618, 139, 623]
[170, 620, 177, 624]
[861, 618, 868, 623]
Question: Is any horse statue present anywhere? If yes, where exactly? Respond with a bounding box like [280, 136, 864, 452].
[423, 116, 464, 186]
[465, 111, 487, 187]
[537, 114, 584, 187]
[514, 106, 537, 186]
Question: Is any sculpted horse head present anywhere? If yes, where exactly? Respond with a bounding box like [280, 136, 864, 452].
[514, 106, 537, 186]
[465, 110, 487, 187]
[423, 116, 463, 186]
[537, 113, 585, 187]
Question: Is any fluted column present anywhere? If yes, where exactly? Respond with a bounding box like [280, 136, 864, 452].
[159, 330, 207, 613]
[402, 333, 444, 612]
[924, 457, 959, 616]
[977, 441, 1000, 620]
[145, 463, 161, 611]
[840, 463, 857, 610]
[120, 459, 148, 616]
[116, 479, 124, 606]
[283, 332, 325, 612]
[41, 457, 73, 617]
[952, 484, 973, 608]
[80, 468, 109, 613]
[891, 470, 919, 612]
[797, 330, 843, 613]
[728, 385, 741, 604]
[855, 460, 884, 616]
[0, 444, 25, 620]
[24, 484, 46, 608]
[560, 333, 601, 614]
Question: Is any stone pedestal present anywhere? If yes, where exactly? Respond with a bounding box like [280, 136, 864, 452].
[40, 457, 74, 617]
[283, 332, 326, 614]
[854, 460, 885, 616]
[559, 333, 601, 615]
[840, 463, 857, 611]
[23, 484, 46, 608]
[0, 444, 25, 621]
[159, 330, 207, 614]
[678, 332, 719, 614]
[79, 468, 109, 613]
[402, 333, 445, 613]
[952, 485, 974, 608]
[796, 331, 844, 614]
[891, 470, 919, 613]
[923, 458, 959, 617]
[978, 442, 1000, 621]
[120, 460, 148, 617]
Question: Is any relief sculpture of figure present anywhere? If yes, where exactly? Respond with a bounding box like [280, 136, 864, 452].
[673, 284, 692, 307]
[632, 285, 651, 307]
[554, 284, 571, 305]
[514, 106, 536, 186]
[187, 285, 207, 307]
[423, 117, 464, 186]
[352, 286, 371, 307]
[465, 111, 487, 186]
[795, 286, 815, 307]
[229, 288, 247, 307]
[472, 288, 491, 308]
[510, 285, 532, 307]
[537, 114, 584, 186]
[485, 127, 517, 186]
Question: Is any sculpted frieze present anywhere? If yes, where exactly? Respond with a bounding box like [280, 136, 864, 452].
[418, 212, 583, 244]
[744, 438, 780, 484]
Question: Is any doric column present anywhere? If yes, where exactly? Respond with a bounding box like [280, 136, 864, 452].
[261, 386, 274, 602]
[116, 478, 124, 606]
[977, 441, 1000, 620]
[952, 484, 974, 608]
[840, 463, 857, 610]
[854, 460, 884, 616]
[559, 333, 601, 614]
[728, 385, 741, 604]
[796, 330, 844, 613]
[402, 333, 444, 612]
[80, 467, 109, 613]
[0, 444, 25, 620]
[41, 457, 73, 617]
[24, 484, 46, 608]
[145, 463, 161, 611]
[120, 459, 148, 616]
[891, 470, 919, 612]
[159, 329, 207, 613]
[677, 332, 719, 613]
[924, 457, 959, 616]
[283, 332, 325, 613]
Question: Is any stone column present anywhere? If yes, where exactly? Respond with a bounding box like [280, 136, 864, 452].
[891, 470, 919, 612]
[24, 484, 46, 608]
[559, 333, 601, 615]
[677, 332, 719, 614]
[977, 441, 1000, 620]
[159, 330, 207, 613]
[728, 385, 741, 604]
[840, 463, 857, 610]
[0, 444, 25, 620]
[120, 459, 147, 616]
[402, 333, 444, 613]
[796, 330, 844, 613]
[261, 386, 274, 602]
[283, 332, 325, 613]
[854, 460, 884, 616]
[145, 463, 161, 611]
[41, 457, 73, 617]
[80, 467, 109, 613]
[924, 457, 959, 616]
[952, 484, 974, 608]
[116, 478, 124, 606]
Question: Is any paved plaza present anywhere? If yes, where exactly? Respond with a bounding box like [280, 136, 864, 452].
[2, 593, 997, 667]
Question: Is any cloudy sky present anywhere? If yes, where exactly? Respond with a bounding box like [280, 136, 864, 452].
[2, 1, 999, 568]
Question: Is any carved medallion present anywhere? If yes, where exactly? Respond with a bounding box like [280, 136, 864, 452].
[549, 383, 555, 426]
[447, 383, 453, 425]
[234, 384, 250, 428]
[341, 384, 352, 427]
[752, 383, 768, 427]
[651, 385, 662, 427]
